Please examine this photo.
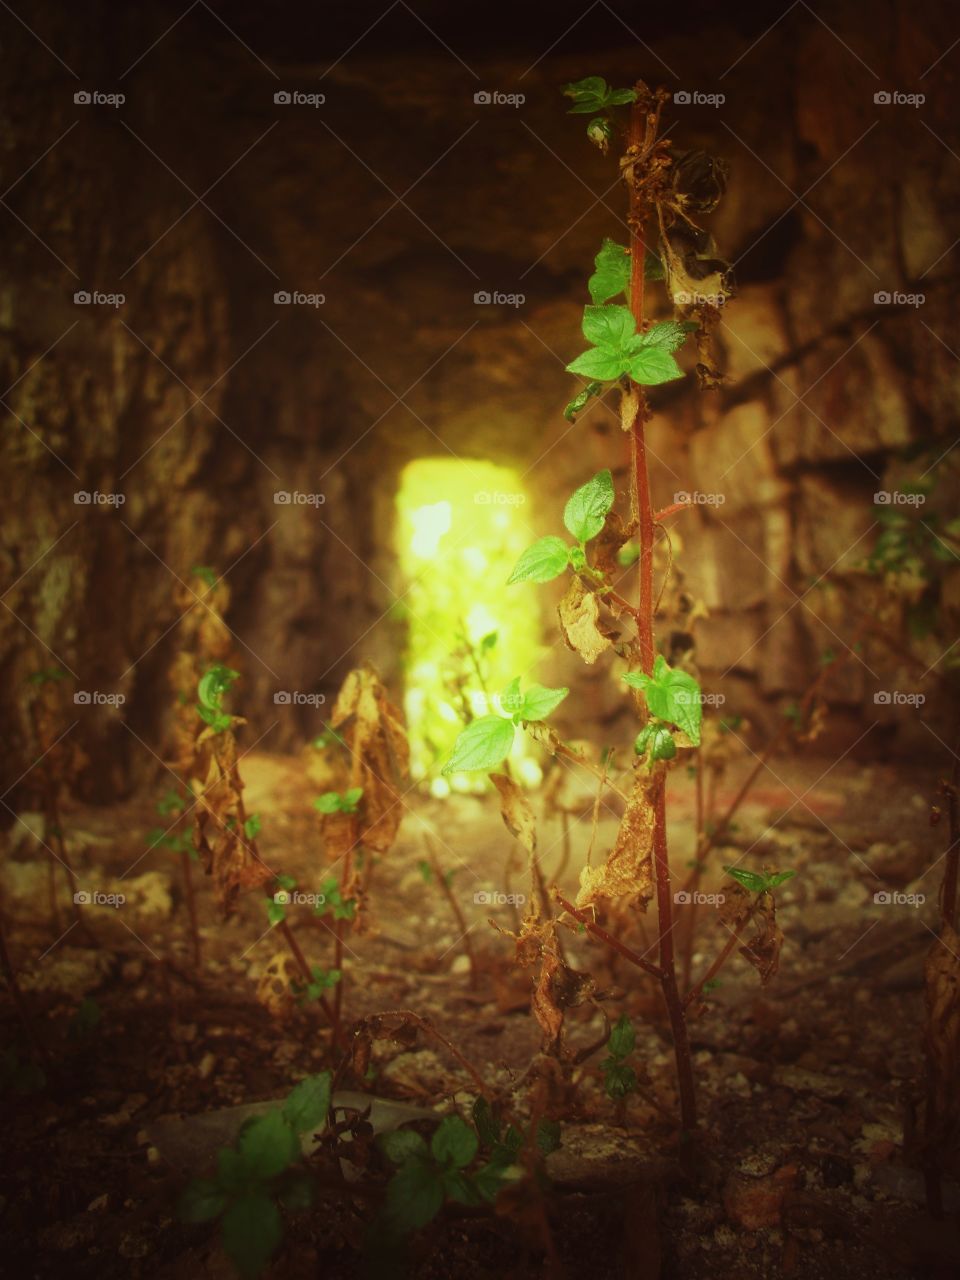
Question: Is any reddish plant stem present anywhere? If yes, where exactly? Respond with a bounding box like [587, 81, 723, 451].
[179, 848, 202, 969]
[425, 836, 478, 988]
[939, 750, 959, 932]
[684, 897, 762, 1011]
[625, 92, 698, 1138]
[557, 892, 662, 979]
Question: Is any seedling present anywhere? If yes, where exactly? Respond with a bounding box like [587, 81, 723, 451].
[313, 787, 363, 815]
[442, 678, 569, 774]
[178, 1073, 331, 1279]
[602, 1014, 639, 1101]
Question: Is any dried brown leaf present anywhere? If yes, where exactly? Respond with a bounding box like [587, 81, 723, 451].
[576, 780, 655, 910]
[330, 664, 409, 854]
[739, 896, 784, 985]
[490, 772, 537, 856]
[558, 578, 613, 665]
[255, 950, 299, 1019]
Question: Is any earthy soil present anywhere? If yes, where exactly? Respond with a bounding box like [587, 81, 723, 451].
[2, 746, 958, 1278]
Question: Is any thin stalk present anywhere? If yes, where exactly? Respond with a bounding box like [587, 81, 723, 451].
[556, 893, 661, 980]
[180, 848, 202, 968]
[624, 90, 698, 1138]
[425, 836, 478, 988]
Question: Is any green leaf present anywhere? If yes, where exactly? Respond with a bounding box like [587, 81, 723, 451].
[566, 346, 624, 380]
[624, 345, 684, 386]
[603, 1060, 638, 1100]
[275, 873, 297, 891]
[157, 789, 185, 816]
[764, 870, 796, 889]
[191, 564, 218, 588]
[431, 1115, 479, 1169]
[341, 786, 363, 812]
[562, 75, 608, 113]
[442, 1169, 483, 1205]
[313, 792, 342, 814]
[243, 813, 261, 840]
[381, 1128, 428, 1165]
[562, 76, 636, 114]
[178, 1177, 227, 1224]
[499, 676, 523, 715]
[582, 303, 634, 349]
[237, 1109, 300, 1180]
[221, 1193, 282, 1280]
[563, 469, 615, 542]
[536, 1119, 561, 1154]
[607, 1014, 635, 1060]
[197, 664, 239, 712]
[472, 1097, 501, 1147]
[623, 657, 703, 745]
[473, 1161, 509, 1202]
[385, 1156, 445, 1232]
[442, 716, 515, 774]
[266, 899, 286, 926]
[283, 1072, 331, 1134]
[588, 238, 630, 305]
[197, 704, 232, 733]
[644, 249, 665, 281]
[649, 726, 677, 761]
[723, 866, 769, 894]
[563, 380, 603, 422]
[640, 320, 689, 352]
[480, 631, 498, 651]
[517, 684, 569, 723]
[507, 536, 570, 585]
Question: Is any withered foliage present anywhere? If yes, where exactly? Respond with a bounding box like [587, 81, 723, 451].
[558, 578, 615, 665]
[490, 772, 537, 857]
[507, 911, 596, 1057]
[328, 664, 409, 856]
[739, 894, 785, 986]
[255, 950, 299, 1019]
[168, 572, 233, 776]
[576, 778, 655, 911]
[193, 722, 271, 916]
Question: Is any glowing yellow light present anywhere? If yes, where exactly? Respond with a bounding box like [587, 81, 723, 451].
[396, 459, 543, 781]
[409, 501, 451, 559]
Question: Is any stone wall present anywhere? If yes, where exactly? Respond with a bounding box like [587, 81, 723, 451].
[1, 0, 957, 801]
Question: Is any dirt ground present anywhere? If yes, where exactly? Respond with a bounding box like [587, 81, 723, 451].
[2, 746, 959, 1278]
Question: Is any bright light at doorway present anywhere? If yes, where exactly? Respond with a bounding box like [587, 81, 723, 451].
[396, 458, 544, 791]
